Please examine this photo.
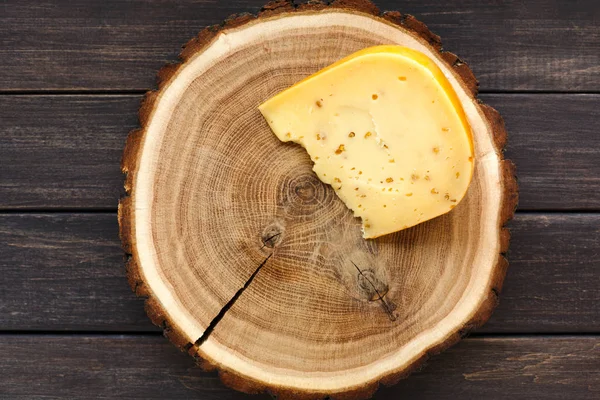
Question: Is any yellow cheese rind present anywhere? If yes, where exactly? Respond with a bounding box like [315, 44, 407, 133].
[259, 45, 474, 238]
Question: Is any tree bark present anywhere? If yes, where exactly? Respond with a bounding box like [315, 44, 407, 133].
[119, 1, 518, 398]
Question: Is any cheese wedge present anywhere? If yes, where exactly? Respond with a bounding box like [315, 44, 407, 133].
[259, 45, 474, 238]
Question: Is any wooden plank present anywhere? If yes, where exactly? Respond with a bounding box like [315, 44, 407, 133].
[0, 0, 598, 91]
[0, 335, 597, 399]
[0, 213, 598, 333]
[1, 94, 598, 210]
[496, 94, 600, 210]
[0, 214, 151, 331]
[481, 213, 600, 333]
[0, 95, 136, 209]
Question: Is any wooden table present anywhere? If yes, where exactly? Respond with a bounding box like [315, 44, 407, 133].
[1, 1, 598, 398]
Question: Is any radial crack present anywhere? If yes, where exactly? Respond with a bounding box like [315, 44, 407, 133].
[195, 253, 273, 347]
[352, 261, 396, 321]
[261, 232, 282, 249]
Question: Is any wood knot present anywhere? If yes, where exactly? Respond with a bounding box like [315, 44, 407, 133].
[291, 173, 324, 203]
[261, 222, 284, 249]
[351, 260, 396, 321]
[357, 268, 389, 302]
[294, 179, 317, 201]
[280, 172, 332, 211]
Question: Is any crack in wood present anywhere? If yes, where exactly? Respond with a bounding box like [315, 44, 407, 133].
[194, 253, 273, 347]
[351, 261, 396, 321]
[261, 232, 282, 249]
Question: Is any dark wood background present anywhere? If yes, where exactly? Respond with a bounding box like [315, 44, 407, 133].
[1, 0, 599, 398]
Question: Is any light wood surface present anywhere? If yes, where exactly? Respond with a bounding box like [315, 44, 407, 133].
[120, 1, 516, 396]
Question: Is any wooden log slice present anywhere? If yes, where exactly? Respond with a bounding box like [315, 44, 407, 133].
[119, 0, 518, 398]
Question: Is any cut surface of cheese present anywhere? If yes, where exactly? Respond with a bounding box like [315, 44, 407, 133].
[259, 45, 474, 238]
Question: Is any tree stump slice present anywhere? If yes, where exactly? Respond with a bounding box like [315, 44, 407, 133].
[119, 1, 518, 398]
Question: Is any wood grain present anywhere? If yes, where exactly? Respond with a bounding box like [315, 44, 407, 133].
[0, 335, 596, 399]
[1, 94, 597, 210]
[481, 213, 600, 333]
[118, 6, 515, 394]
[0, 95, 135, 209]
[0, 0, 597, 91]
[0, 213, 597, 333]
[501, 94, 600, 210]
[0, 214, 149, 331]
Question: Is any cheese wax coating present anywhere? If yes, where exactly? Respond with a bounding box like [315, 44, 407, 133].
[259, 45, 474, 238]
